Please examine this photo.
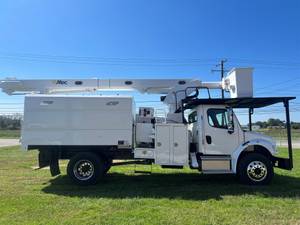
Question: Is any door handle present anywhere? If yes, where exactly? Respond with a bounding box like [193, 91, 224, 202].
[206, 135, 212, 144]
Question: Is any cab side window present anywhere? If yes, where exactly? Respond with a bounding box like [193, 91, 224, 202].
[207, 109, 228, 129]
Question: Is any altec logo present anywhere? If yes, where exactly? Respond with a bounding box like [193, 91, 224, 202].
[55, 80, 68, 85]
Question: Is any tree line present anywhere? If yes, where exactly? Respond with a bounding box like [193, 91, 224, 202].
[0, 115, 22, 130]
[253, 118, 300, 129]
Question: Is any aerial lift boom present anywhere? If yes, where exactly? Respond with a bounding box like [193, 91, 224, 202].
[0, 68, 253, 116]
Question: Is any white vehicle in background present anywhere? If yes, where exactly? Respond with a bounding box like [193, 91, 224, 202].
[0, 68, 295, 185]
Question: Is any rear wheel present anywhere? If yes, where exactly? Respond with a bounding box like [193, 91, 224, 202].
[67, 152, 104, 185]
[238, 153, 274, 185]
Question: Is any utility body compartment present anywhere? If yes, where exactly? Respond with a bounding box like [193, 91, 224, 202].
[155, 123, 189, 166]
[22, 95, 134, 149]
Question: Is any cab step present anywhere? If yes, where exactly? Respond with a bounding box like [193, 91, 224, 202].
[199, 155, 233, 174]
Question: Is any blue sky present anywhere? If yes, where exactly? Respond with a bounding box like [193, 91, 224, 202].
[0, 0, 299, 123]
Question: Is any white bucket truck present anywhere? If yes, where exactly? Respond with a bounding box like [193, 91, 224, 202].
[0, 68, 295, 185]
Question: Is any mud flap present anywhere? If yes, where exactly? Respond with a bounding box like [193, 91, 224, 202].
[273, 156, 292, 170]
[38, 149, 61, 176]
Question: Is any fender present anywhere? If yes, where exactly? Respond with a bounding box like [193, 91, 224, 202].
[231, 139, 276, 173]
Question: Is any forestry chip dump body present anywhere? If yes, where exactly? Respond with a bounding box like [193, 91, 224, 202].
[0, 68, 295, 185]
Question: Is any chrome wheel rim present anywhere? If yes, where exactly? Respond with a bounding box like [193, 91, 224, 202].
[247, 160, 267, 182]
[73, 160, 94, 181]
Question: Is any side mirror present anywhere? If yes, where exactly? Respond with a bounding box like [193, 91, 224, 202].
[227, 108, 234, 134]
[186, 87, 199, 99]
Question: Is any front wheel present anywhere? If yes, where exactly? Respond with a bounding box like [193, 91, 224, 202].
[67, 152, 104, 185]
[237, 153, 274, 185]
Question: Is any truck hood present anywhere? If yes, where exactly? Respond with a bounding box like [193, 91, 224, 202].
[244, 131, 276, 147]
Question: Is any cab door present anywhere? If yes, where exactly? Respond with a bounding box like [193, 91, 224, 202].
[202, 105, 240, 155]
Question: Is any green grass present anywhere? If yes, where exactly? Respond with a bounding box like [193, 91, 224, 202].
[0, 129, 20, 138]
[1, 146, 300, 225]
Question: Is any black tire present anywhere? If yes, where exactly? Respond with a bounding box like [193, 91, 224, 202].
[67, 152, 104, 185]
[237, 153, 274, 185]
